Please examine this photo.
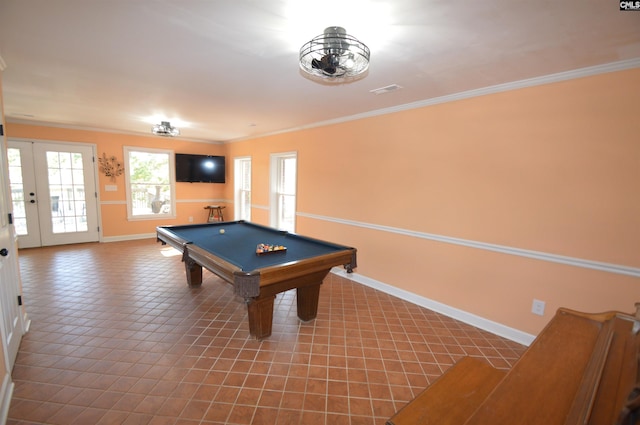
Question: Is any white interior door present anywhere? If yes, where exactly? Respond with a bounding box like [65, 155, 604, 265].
[0, 216, 22, 370]
[0, 136, 25, 368]
[8, 141, 99, 247]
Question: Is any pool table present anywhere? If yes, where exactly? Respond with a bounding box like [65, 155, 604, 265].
[156, 220, 357, 339]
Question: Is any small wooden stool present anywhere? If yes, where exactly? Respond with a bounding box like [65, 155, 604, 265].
[204, 205, 225, 222]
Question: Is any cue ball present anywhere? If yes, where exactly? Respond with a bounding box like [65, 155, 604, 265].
[219, 229, 225, 234]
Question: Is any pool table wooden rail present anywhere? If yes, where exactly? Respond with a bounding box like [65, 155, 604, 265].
[157, 227, 356, 290]
[156, 224, 357, 339]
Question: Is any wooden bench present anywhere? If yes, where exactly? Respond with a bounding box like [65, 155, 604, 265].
[387, 305, 640, 425]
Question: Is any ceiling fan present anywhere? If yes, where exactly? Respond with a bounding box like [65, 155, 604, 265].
[300, 26, 370, 80]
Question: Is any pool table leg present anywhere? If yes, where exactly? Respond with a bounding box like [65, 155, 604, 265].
[297, 283, 321, 322]
[184, 258, 203, 287]
[247, 295, 276, 339]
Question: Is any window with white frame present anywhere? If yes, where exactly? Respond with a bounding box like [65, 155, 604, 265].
[234, 156, 251, 221]
[270, 152, 297, 232]
[124, 146, 176, 220]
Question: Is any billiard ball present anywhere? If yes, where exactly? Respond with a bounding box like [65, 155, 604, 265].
[219, 229, 225, 234]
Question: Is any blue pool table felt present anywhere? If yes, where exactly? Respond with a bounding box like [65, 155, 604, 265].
[165, 222, 348, 271]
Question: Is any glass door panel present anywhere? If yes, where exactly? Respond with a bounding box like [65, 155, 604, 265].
[7, 142, 41, 248]
[8, 141, 99, 247]
[47, 151, 88, 234]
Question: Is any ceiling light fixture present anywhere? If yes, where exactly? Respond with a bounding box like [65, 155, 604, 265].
[152, 121, 180, 137]
[299, 26, 370, 81]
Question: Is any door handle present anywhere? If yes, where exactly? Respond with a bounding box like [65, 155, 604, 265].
[0, 248, 8, 257]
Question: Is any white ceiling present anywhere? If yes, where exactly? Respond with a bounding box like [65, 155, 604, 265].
[0, 0, 639, 143]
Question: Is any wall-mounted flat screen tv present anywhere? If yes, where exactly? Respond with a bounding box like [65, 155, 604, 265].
[175, 154, 226, 183]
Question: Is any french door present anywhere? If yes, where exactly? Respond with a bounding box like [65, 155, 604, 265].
[8, 140, 100, 248]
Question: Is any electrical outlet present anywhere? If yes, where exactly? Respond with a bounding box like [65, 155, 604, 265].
[532, 299, 546, 316]
[188, 216, 193, 223]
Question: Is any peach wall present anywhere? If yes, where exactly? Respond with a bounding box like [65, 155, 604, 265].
[226, 68, 640, 335]
[291, 76, 639, 266]
[7, 68, 640, 336]
[6, 124, 226, 237]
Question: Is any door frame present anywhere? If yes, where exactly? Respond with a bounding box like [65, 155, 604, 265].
[8, 138, 103, 246]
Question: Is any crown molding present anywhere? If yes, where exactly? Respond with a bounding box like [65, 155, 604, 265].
[5, 118, 223, 144]
[230, 58, 640, 143]
[372, 58, 640, 117]
[3, 56, 639, 144]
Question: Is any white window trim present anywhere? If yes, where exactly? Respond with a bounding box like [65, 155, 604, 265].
[234, 156, 252, 221]
[270, 151, 297, 232]
[123, 146, 177, 221]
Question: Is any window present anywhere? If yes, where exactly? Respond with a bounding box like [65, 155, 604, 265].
[124, 147, 176, 220]
[234, 157, 251, 221]
[270, 152, 297, 232]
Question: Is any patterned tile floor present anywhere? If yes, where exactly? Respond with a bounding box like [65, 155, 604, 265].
[7, 239, 525, 424]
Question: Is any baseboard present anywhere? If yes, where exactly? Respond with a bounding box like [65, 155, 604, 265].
[102, 233, 156, 243]
[331, 268, 536, 346]
[0, 373, 14, 425]
[100, 233, 535, 345]
[22, 312, 31, 334]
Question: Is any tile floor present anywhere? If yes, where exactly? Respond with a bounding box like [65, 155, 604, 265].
[7, 239, 526, 425]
